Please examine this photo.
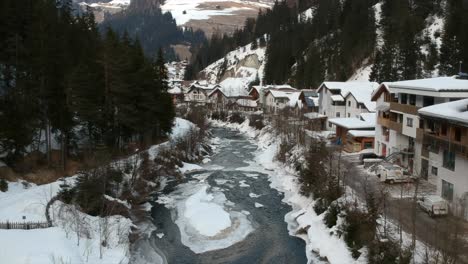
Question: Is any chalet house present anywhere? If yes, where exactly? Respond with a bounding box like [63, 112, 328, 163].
[317, 82, 379, 130]
[185, 81, 220, 104]
[372, 76, 468, 181]
[208, 78, 252, 109]
[249, 84, 296, 111]
[264, 89, 302, 114]
[328, 112, 376, 150]
[419, 99, 468, 219]
[299, 89, 319, 112]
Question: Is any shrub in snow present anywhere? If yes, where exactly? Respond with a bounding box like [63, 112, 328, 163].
[0, 178, 8, 192]
[341, 206, 376, 259]
[368, 238, 412, 264]
[229, 112, 245, 124]
[248, 114, 265, 130]
[324, 202, 341, 228]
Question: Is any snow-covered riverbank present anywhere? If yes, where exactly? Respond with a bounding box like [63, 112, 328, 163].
[0, 118, 198, 264]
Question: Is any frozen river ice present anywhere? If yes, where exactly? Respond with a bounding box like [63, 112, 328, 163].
[145, 126, 307, 263]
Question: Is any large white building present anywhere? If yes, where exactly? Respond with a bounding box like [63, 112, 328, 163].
[372, 77, 468, 184]
[317, 82, 379, 130]
[419, 99, 468, 218]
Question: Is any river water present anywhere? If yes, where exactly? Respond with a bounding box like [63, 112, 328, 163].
[146, 126, 307, 264]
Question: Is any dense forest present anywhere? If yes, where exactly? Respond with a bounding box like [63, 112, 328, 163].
[186, 0, 468, 88]
[101, 0, 207, 60]
[0, 0, 174, 169]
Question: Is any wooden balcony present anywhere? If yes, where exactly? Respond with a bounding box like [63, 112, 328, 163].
[423, 133, 468, 159]
[390, 102, 420, 115]
[377, 116, 403, 133]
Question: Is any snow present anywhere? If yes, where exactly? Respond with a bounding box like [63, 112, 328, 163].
[348, 63, 373, 82]
[161, 0, 271, 26]
[298, 7, 315, 22]
[0, 181, 60, 222]
[331, 94, 345, 102]
[254, 202, 264, 208]
[348, 130, 375, 138]
[388, 76, 468, 92]
[239, 180, 250, 187]
[418, 98, 468, 125]
[200, 40, 266, 84]
[249, 193, 261, 198]
[328, 118, 375, 130]
[157, 182, 254, 253]
[267, 90, 302, 107]
[345, 87, 377, 112]
[156, 233, 165, 239]
[184, 185, 231, 236]
[0, 183, 132, 264]
[320, 81, 379, 112]
[209, 77, 250, 97]
[179, 162, 203, 173]
[170, 118, 196, 140]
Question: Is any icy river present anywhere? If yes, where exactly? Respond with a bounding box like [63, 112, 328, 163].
[142, 126, 307, 263]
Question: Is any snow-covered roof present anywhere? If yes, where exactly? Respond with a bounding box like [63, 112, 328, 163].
[168, 87, 182, 95]
[252, 84, 296, 93]
[267, 90, 302, 107]
[348, 130, 375, 138]
[345, 88, 377, 112]
[331, 95, 344, 102]
[236, 99, 257, 108]
[319, 82, 378, 111]
[304, 112, 327, 120]
[387, 77, 468, 92]
[329, 114, 375, 129]
[359, 113, 377, 126]
[418, 99, 468, 126]
[210, 78, 250, 97]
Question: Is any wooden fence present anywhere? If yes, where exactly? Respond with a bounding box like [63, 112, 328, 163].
[0, 221, 50, 230]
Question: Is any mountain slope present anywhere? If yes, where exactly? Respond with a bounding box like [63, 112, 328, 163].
[199, 41, 266, 84]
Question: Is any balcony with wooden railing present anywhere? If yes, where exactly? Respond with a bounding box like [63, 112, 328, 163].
[390, 102, 420, 115]
[377, 116, 403, 133]
[423, 133, 468, 159]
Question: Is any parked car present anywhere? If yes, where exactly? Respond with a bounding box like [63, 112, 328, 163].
[359, 152, 383, 164]
[375, 164, 413, 184]
[417, 195, 449, 217]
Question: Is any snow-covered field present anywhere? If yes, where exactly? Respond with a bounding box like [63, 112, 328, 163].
[161, 0, 271, 26]
[0, 118, 197, 264]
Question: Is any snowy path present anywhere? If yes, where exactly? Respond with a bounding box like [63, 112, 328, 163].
[138, 127, 307, 263]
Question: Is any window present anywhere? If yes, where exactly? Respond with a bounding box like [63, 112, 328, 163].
[443, 150, 455, 171]
[441, 124, 447, 136]
[348, 101, 351, 107]
[348, 113, 351, 117]
[407, 117, 413, 127]
[364, 142, 373, 149]
[329, 122, 333, 128]
[323, 111, 326, 115]
[442, 180, 454, 201]
[431, 166, 438, 176]
[336, 112, 341, 117]
[409, 94, 416, 105]
[401, 94, 408, 104]
[454, 127, 461, 142]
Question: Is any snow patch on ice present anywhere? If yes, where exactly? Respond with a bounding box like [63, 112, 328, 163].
[157, 183, 254, 253]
